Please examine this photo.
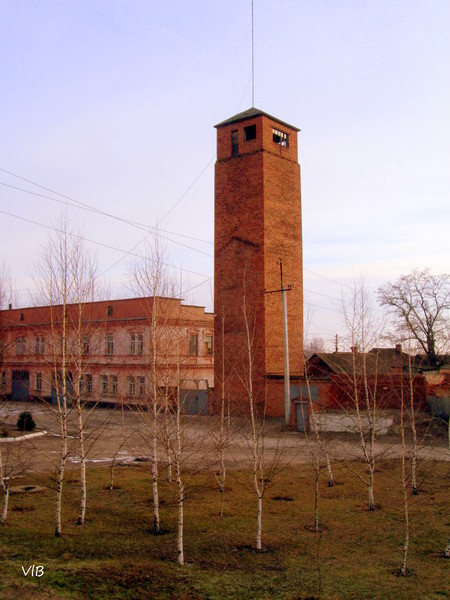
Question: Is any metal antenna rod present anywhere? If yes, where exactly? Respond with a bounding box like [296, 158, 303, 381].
[252, 0, 255, 107]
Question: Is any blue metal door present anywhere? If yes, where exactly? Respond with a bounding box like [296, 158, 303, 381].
[12, 370, 30, 401]
[295, 401, 308, 432]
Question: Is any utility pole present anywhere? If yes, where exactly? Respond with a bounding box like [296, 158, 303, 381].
[280, 260, 291, 426]
[265, 259, 292, 426]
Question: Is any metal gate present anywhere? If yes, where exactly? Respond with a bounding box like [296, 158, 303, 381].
[180, 379, 209, 415]
[12, 370, 30, 401]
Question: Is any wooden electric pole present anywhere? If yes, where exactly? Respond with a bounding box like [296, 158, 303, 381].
[280, 260, 291, 426]
[265, 259, 292, 426]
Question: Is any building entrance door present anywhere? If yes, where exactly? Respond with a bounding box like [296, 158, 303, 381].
[12, 370, 30, 401]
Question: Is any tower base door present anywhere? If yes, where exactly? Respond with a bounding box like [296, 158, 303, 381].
[295, 400, 308, 432]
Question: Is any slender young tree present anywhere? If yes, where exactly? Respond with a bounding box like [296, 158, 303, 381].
[399, 362, 411, 576]
[34, 213, 96, 535]
[302, 306, 334, 486]
[303, 359, 334, 487]
[0, 266, 11, 520]
[239, 279, 287, 550]
[0, 447, 9, 525]
[129, 234, 177, 534]
[341, 277, 385, 511]
[405, 347, 419, 495]
[212, 314, 232, 517]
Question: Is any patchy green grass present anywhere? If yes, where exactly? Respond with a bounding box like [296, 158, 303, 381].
[0, 460, 448, 599]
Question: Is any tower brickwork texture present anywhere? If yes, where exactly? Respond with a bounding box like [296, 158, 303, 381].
[214, 108, 303, 416]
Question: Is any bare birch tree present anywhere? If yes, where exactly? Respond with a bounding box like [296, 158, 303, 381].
[212, 314, 232, 517]
[0, 263, 23, 525]
[34, 213, 96, 535]
[128, 234, 177, 534]
[239, 281, 287, 550]
[399, 360, 411, 576]
[341, 277, 385, 511]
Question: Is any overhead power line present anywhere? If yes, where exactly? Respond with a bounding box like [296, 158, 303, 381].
[0, 209, 213, 282]
[0, 166, 214, 246]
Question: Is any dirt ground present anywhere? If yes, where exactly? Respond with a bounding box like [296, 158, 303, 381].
[1, 401, 449, 477]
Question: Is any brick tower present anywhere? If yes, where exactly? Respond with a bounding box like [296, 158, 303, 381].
[214, 107, 303, 417]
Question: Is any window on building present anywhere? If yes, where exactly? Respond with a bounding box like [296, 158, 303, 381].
[82, 335, 90, 355]
[35, 336, 45, 355]
[138, 375, 145, 398]
[128, 376, 136, 397]
[1, 371, 6, 389]
[111, 375, 118, 396]
[130, 333, 142, 355]
[204, 334, 213, 356]
[35, 372, 42, 392]
[272, 128, 289, 148]
[19, 312, 24, 321]
[189, 334, 198, 356]
[80, 374, 93, 396]
[107, 305, 113, 316]
[137, 333, 143, 355]
[106, 334, 114, 355]
[231, 129, 239, 156]
[102, 375, 108, 395]
[244, 124, 256, 141]
[15, 336, 26, 355]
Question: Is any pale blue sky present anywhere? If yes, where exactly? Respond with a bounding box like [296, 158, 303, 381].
[1, 0, 449, 347]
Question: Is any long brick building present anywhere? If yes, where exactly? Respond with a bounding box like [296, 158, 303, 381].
[214, 108, 303, 417]
[0, 297, 214, 411]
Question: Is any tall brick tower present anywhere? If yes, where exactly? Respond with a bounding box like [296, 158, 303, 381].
[214, 107, 303, 417]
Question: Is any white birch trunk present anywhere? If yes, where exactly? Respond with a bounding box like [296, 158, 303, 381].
[55, 298, 68, 537]
[314, 455, 320, 532]
[175, 321, 184, 565]
[368, 472, 375, 512]
[55, 429, 67, 537]
[151, 412, 160, 534]
[164, 400, 172, 483]
[1, 486, 9, 525]
[176, 413, 184, 566]
[151, 301, 160, 533]
[400, 373, 410, 575]
[177, 477, 184, 565]
[1, 449, 9, 525]
[305, 367, 333, 486]
[77, 408, 86, 525]
[109, 461, 115, 491]
[408, 355, 418, 495]
[256, 493, 262, 551]
[243, 290, 265, 551]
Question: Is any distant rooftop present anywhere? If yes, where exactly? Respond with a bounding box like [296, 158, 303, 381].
[215, 107, 300, 132]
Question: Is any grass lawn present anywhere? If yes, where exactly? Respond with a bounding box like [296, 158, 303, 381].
[0, 460, 448, 599]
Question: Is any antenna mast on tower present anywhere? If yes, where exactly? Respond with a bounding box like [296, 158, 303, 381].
[252, 0, 255, 107]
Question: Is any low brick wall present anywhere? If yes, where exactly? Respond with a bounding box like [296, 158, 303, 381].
[311, 414, 393, 435]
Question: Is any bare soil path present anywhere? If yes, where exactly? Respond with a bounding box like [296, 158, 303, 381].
[1, 401, 448, 476]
